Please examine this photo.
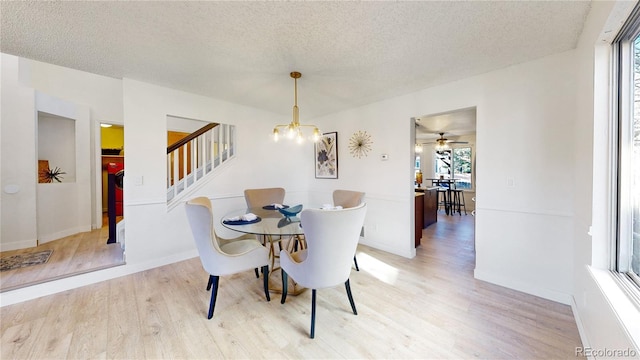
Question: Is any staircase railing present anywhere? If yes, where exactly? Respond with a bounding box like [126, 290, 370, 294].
[166, 123, 235, 203]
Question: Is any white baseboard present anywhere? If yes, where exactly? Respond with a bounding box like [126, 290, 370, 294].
[0, 239, 38, 252]
[570, 295, 593, 359]
[37, 225, 92, 244]
[0, 249, 199, 307]
[359, 238, 414, 259]
[474, 268, 572, 305]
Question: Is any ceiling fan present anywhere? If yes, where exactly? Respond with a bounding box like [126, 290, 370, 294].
[427, 132, 468, 150]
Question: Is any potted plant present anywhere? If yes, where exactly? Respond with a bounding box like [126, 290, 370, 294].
[41, 166, 66, 183]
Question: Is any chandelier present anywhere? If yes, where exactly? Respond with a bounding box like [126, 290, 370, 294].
[273, 71, 320, 143]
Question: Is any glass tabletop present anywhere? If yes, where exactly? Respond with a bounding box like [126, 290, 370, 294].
[221, 206, 305, 236]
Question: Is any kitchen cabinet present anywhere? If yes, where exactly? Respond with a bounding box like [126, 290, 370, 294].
[423, 187, 438, 227]
[415, 193, 424, 247]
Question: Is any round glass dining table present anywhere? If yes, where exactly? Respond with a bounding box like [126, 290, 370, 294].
[220, 206, 305, 237]
[221, 206, 307, 294]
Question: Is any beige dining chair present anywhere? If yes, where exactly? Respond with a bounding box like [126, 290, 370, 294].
[244, 187, 287, 247]
[280, 203, 367, 339]
[185, 197, 270, 319]
[244, 187, 286, 209]
[333, 189, 365, 271]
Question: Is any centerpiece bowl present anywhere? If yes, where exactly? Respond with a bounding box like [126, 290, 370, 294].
[278, 204, 303, 218]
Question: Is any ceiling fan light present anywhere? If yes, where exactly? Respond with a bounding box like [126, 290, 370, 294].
[435, 140, 450, 152]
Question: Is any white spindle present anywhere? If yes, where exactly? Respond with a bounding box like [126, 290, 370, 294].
[167, 153, 171, 188]
[214, 127, 217, 171]
[172, 150, 179, 198]
[190, 138, 196, 186]
[199, 136, 203, 178]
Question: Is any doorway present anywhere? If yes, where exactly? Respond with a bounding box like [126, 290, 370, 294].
[413, 107, 477, 253]
[415, 107, 476, 217]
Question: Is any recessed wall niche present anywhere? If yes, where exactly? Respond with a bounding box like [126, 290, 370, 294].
[37, 112, 76, 183]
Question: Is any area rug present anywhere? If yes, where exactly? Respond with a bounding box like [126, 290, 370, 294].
[0, 250, 53, 271]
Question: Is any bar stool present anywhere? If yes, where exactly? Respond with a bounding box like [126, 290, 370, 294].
[436, 187, 449, 213]
[451, 189, 467, 215]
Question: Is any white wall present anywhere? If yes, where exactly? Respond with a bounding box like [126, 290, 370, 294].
[1, 54, 123, 252]
[572, 0, 640, 354]
[38, 113, 76, 182]
[309, 98, 417, 258]
[310, 50, 576, 302]
[470, 52, 576, 303]
[1, 55, 38, 251]
[121, 79, 312, 265]
[166, 115, 208, 133]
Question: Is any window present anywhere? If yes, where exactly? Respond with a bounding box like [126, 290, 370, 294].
[452, 147, 472, 189]
[414, 155, 422, 185]
[434, 147, 473, 190]
[614, 6, 640, 288]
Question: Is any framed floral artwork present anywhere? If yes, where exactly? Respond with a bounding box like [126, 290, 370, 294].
[314, 132, 338, 179]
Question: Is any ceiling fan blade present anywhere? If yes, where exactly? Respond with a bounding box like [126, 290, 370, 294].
[447, 141, 469, 144]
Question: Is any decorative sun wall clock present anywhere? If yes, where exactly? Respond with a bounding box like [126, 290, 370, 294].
[348, 130, 373, 158]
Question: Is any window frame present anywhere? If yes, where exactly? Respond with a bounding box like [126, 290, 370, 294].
[433, 144, 475, 191]
[612, 5, 640, 291]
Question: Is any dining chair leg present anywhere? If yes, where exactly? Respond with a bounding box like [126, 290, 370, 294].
[353, 255, 360, 271]
[208, 275, 220, 319]
[310, 289, 316, 339]
[254, 268, 259, 278]
[280, 270, 288, 304]
[262, 265, 270, 301]
[345, 279, 358, 315]
[206, 275, 213, 291]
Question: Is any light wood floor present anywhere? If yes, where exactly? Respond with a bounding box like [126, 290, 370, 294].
[0, 215, 125, 292]
[0, 212, 583, 359]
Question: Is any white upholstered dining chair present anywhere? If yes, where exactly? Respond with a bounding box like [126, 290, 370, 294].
[279, 203, 367, 338]
[332, 189, 365, 209]
[185, 197, 270, 319]
[244, 187, 287, 246]
[244, 187, 286, 209]
[333, 189, 365, 271]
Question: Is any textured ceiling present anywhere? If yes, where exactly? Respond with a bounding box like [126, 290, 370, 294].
[1, 1, 591, 133]
[416, 107, 477, 141]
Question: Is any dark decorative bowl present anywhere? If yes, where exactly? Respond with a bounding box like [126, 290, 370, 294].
[278, 204, 303, 218]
